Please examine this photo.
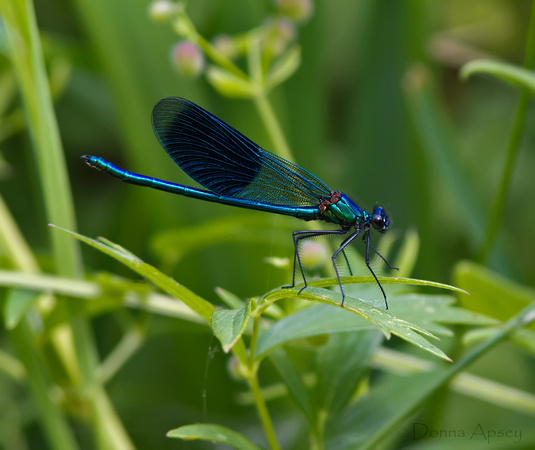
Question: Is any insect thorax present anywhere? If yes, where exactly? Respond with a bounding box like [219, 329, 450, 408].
[319, 191, 366, 228]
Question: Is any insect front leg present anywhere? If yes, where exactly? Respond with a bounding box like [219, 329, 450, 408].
[368, 240, 398, 271]
[363, 228, 390, 309]
[331, 229, 362, 306]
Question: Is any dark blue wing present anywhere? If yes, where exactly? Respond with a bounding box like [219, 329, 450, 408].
[151, 97, 332, 207]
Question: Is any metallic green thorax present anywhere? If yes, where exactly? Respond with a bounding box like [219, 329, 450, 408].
[319, 192, 368, 229]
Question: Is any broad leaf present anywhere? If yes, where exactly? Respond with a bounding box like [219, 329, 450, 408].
[268, 349, 314, 422]
[4, 288, 40, 329]
[212, 300, 253, 353]
[315, 330, 383, 414]
[324, 370, 449, 449]
[454, 260, 535, 323]
[256, 287, 452, 361]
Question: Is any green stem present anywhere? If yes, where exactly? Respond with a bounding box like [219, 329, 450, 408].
[248, 365, 281, 450]
[446, 303, 535, 377]
[478, 2, 535, 262]
[375, 347, 535, 415]
[241, 26, 293, 163]
[0, 194, 78, 448]
[0, 196, 40, 273]
[11, 321, 80, 450]
[0, 1, 133, 447]
[313, 410, 327, 450]
[367, 301, 535, 448]
[173, 9, 247, 80]
[0, 0, 82, 277]
[175, 5, 294, 164]
[248, 314, 260, 369]
[254, 93, 294, 162]
[246, 310, 280, 449]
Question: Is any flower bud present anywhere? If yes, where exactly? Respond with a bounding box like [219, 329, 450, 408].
[212, 34, 239, 59]
[149, 0, 176, 22]
[265, 17, 296, 56]
[170, 41, 205, 77]
[299, 240, 328, 270]
[274, 0, 313, 23]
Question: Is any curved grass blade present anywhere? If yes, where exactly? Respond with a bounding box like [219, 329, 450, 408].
[51, 225, 214, 322]
[461, 59, 535, 94]
[291, 275, 468, 295]
[167, 424, 263, 450]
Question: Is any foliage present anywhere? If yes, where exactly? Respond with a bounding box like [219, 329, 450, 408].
[0, 1, 534, 449]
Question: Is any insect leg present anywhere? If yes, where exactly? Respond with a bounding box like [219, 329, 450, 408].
[288, 229, 348, 294]
[341, 249, 353, 276]
[368, 241, 398, 271]
[363, 228, 389, 309]
[331, 229, 362, 306]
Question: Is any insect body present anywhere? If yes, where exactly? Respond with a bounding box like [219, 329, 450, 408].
[83, 97, 396, 307]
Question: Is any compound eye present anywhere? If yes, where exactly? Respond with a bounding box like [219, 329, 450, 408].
[371, 207, 389, 232]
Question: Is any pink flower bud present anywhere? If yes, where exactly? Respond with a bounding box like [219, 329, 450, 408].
[299, 240, 328, 270]
[170, 41, 205, 77]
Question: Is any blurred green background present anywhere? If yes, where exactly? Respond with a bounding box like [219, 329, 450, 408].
[1, 0, 534, 448]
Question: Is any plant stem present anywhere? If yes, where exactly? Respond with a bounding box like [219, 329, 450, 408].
[0, 196, 78, 449]
[253, 91, 294, 163]
[11, 321, 80, 449]
[248, 364, 281, 450]
[478, 2, 535, 262]
[0, 0, 82, 277]
[242, 28, 294, 163]
[0, 1, 134, 447]
[173, 8, 247, 80]
[246, 311, 280, 449]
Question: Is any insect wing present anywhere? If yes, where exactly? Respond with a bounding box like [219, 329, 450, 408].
[151, 97, 331, 207]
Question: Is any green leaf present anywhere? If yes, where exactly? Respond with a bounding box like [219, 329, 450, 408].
[390, 294, 498, 335]
[460, 59, 535, 95]
[214, 286, 245, 309]
[265, 45, 301, 91]
[453, 260, 535, 323]
[214, 286, 284, 320]
[325, 302, 535, 448]
[391, 228, 419, 277]
[150, 214, 293, 265]
[212, 300, 253, 353]
[167, 424, 263, 449]
[0, 269, 208, 324]
[286, 275, 468, 295]
[257, 294, 491, 361]
[464, 326, 535, 356]
[4, 289, 40, 329]
[206, 66, 258, 98]
[510, 328, 535, 354]
[324, 370, 449, 449]
[315, 330, 383, 414]
[51, 226, 215, 322]
[257, 288, 452, 361]
[268, 349, 314, 422]
[0, 269, 98, 298]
